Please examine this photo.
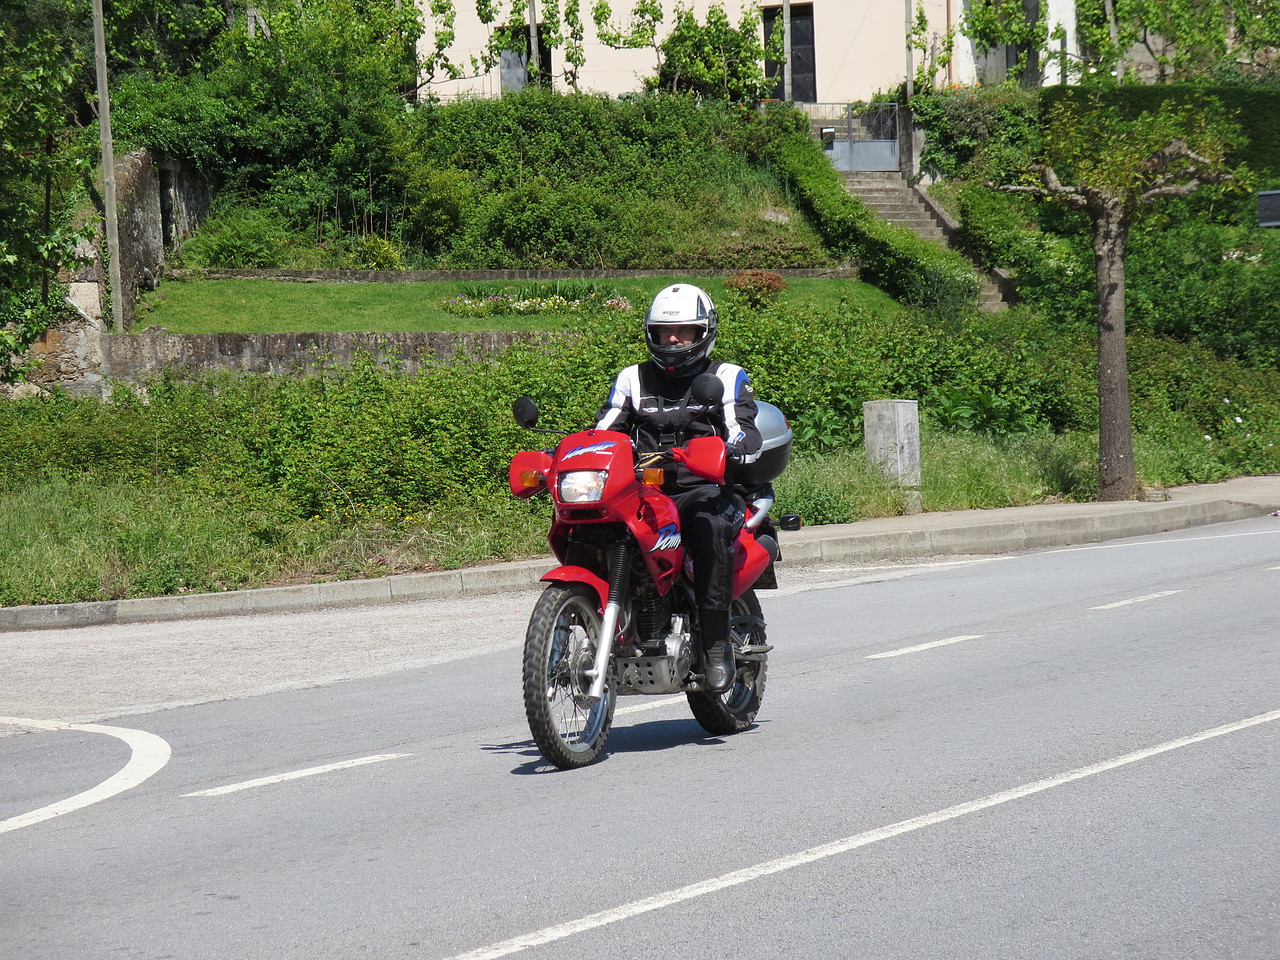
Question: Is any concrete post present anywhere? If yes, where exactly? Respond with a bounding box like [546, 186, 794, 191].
[864, 399, 922, 513]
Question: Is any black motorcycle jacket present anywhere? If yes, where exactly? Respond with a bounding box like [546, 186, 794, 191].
[595, 359, 763, 490]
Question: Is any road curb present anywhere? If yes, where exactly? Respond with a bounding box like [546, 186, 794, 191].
[1, 496, 1274, 633]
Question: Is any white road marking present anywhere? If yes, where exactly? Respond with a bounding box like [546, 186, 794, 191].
[1051, 529, 1280, 554]
[443, 707, 1280, 960]
[1091, 590, 1182, 611]
[182, 753, 411, 797]
[614, 696, 684, 718]
[866, 635, 986, 660]
[773, 557, 1010, 596]
[0, 716, 172, 834]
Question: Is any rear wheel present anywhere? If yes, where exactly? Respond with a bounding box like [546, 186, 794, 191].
[687, 590, 767, 736]
[522, 583, 616, 769]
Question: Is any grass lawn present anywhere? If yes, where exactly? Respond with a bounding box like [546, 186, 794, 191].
[132, 275, 901, 334]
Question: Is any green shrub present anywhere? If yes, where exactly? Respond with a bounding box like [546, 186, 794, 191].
[181, 202, 298, 268]
[723, 269, 788, 308]
[1126, 217, 1280, 369]
[910, 84, 1042, 182]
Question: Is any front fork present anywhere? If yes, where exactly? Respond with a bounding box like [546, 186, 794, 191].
[586, 539, 632, 702]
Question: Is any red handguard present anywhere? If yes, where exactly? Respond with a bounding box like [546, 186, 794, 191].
[671, 435, 726, 484]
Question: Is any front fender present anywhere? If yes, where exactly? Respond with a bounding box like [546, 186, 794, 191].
[541, 565, 609, 611]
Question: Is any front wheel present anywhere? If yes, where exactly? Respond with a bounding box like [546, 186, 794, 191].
[687, 590, 767, 736]
[522, 583, 616, 769]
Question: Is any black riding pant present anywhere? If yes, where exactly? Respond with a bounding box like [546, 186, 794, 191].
[671, 484, 744, 613]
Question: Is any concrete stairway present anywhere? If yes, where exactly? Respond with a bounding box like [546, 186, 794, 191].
[841, 170, 1010, 312]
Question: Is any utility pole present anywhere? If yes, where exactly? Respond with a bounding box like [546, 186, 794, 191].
[527, 0, 541, 78]
[92, 0, 124, 332]
[904, 0, 914, 99]
[782, 0, 791, 102]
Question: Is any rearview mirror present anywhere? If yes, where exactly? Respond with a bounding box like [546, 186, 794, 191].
[691, 373, 722, 406]
[512, 396, 539, 430]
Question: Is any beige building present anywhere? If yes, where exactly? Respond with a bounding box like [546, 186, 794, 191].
[416, 1, 1082, 103]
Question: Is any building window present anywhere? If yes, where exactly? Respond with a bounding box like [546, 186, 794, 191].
[498, 25, 552, 92]
[763, 3, 816, 103]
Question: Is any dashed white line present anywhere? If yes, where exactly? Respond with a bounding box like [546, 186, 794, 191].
[866, 635, 985, 659]
[0, 717, 172, 834]
[182, 753, 411, 797]
[442, 707, 1280, 960]
[1091, 590, 1182, 611]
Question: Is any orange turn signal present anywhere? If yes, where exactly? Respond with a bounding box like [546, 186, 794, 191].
[642, 468, 665, 486]
[518, 469, 546, 488]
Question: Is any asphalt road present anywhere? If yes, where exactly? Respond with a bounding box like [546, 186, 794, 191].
[3, 517, 1278, 959]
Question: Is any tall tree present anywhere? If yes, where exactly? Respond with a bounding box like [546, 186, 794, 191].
[960, 0, 1057, 86]
[648, 2, 781, 103]
[1, 1, 89, 381]
[1076, 0, 1280, 82]
[999, 96, 1244, 499]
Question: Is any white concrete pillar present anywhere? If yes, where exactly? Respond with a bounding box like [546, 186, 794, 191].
[864, 399, 922, 513]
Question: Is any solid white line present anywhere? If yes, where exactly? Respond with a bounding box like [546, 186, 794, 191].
[1091, 590, 1182, 611]
[1051, 529, 1280, 554]
[442, 707, 1280, 960]
[866, 635, 985, 660]
[774, 557, 1011, 597]
[182, 753, 411, 797]
[0, 716, 172, 835]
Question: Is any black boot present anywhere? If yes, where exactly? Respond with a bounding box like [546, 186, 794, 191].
[700, 608, 735, 694]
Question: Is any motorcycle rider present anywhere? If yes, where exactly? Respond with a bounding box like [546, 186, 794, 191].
[595, 284, 762, 694]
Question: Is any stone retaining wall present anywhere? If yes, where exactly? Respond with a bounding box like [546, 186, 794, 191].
[25, 267, 855, 396]
[166, 266, 856, 283]
[100, 330, 540, 380]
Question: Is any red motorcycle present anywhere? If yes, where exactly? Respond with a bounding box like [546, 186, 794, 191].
[509, 375, 798, 768]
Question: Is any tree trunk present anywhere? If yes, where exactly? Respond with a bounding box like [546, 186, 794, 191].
[1092, 199, 1140, 501]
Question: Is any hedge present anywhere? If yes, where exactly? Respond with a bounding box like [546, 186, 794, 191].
[767, 133, 983, 310]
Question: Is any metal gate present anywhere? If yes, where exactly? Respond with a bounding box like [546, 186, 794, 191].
[801, 103, 900, 172]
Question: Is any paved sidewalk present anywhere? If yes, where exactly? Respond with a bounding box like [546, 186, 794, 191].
[4, 475, 1279, 633]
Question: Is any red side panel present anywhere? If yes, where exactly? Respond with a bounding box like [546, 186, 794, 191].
[631, 490, 684, 594]
[732, 530, 772, 598]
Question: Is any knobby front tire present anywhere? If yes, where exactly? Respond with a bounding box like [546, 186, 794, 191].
[687, 590, 767, 736]
[522, 583, 616, 769]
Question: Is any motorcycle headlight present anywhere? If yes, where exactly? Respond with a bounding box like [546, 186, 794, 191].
[558, 470, 607, 503]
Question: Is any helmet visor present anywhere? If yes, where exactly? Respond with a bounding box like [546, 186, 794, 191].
[647, 323, 705, 348]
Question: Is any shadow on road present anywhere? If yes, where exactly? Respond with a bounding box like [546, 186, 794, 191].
[483, 717, 765, 774]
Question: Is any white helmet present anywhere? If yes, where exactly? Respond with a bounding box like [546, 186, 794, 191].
[644, 284, 717, 377]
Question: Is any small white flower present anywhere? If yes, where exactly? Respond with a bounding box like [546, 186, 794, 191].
[1204, 435, 1212, 440]
[1235, 416, 1243, 423]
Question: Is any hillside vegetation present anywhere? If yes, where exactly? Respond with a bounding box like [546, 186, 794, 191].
[5, 51, 1280, 605]
[3, 288, 1279, 605]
